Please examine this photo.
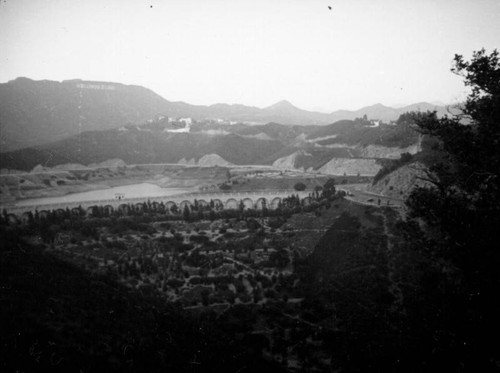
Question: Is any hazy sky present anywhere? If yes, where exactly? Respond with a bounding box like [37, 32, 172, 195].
[1, 0, 499, 111]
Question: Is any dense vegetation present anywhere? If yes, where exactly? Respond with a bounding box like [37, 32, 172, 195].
[401, 49, 500, 370]
[0, 229, 284, 373]
[306, 118, 420, 148]
[1, 184, 344, 372]
[307, 48, 500, 371]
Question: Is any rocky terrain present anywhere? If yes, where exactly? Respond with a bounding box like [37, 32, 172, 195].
[359, 143, 420, 158]
[179, 154, 233, 167]
[369, 161, 432, 199]
[318, 158, 382, 176]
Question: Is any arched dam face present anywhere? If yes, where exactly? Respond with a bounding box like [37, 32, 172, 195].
[4, 191, 312, 217]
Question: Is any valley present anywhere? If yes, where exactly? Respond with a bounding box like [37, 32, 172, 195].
[1, 159, 402, 217]
[2, 0, 498, 367]
[2, 176, 401, 372]
[0, 78, 430, 373]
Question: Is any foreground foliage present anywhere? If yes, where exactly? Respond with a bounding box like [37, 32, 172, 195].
[0, 229, 284, 373]
[403, 49, 500, 370]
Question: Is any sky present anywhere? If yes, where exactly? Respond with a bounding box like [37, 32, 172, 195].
[1, 0, 499, 112]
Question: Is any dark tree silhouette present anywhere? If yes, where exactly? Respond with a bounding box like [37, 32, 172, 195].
[294, 182, 306, 191]
[404, 49, 500, 371]
[322, 178, 336, 199]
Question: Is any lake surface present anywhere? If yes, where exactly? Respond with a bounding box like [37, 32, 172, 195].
[16, 183, 191, 207]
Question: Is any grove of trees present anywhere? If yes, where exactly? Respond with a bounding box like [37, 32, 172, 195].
[402, 49, 500, 370]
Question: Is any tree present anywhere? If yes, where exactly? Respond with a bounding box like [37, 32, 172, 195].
[293, 182, 306, 191]
[404, 49, 500, 370]
[269, 249, 290, 268]
[407, 49, 500, 263]
[182, 205, 191, 221]
[170, 204, 178, 215]
[322, 178, 336, 199]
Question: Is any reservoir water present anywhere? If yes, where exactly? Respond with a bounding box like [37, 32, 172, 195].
[16, 183, 191, 207]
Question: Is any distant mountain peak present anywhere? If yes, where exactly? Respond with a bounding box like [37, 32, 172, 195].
[9, 76, 34, 83]
[266, 100, 297, 110]
[368, 103, 390, 109]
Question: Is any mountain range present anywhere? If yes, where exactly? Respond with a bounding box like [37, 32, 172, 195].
[0, 77, 451, 152]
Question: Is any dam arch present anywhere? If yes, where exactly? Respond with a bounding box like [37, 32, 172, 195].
[195, 199, 209, 209]
[255, 197, 268, 210]
[225, 198, 238, 210]
[165, 201, 177, 214]
[179, 200, 193, 212]
[118, 204, 130, 214]
[211, 199, 223, 210]
[86, 206, 98, 216]
[103, 205, 114, 215]
[270, 197, 282, 209]
[242, 198, 254, 210]
[20, 212, 32, 224]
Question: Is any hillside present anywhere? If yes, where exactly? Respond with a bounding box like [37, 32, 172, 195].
[0, 115, 426, 173]
[368, 133, 446, 198]
[0, 128, 285, 171]
[318, 158, 382, 176]
[306, 118, 420, 148]
[0, 78, 183, 151]
[270, 149, 356, 171]
[1, 77, 449, 152]
[0, 231, 280, 372]
[369, 161, 431, 199]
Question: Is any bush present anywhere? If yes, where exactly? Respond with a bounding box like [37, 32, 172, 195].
[104, 240, 127, 250]
[267, 217, 285, 229]
[166, 278, 184, 288]
[190, 235, 210, 244]
[294, 182, 307, 191]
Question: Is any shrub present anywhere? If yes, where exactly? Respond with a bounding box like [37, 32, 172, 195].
[294, 182, 307, 191]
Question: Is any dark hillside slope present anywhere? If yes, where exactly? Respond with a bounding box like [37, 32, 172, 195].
[0, 78, 183, 151]
[0, 129, 285, 170]
[295, 211, 397, 370]
[0, 231, 281, 373]
[0, 117, 421, 171]
[307, 119, 419, 148]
